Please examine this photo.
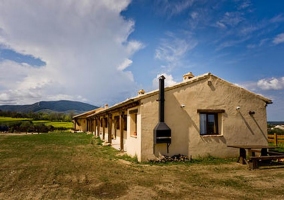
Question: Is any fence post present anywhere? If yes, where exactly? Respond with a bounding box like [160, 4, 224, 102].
[274, 133, 278, 146]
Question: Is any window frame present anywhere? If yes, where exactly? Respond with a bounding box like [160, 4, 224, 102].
[129, 109, 138, 137]
[197, 109, 224, 136]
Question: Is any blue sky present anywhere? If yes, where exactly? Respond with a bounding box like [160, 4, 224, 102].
[0, 0, 283, 121]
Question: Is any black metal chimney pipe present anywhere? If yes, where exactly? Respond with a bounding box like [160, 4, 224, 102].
[153, 75, 171, 153]
[159, 75, 165, 122]
[153, 75, 171, 152]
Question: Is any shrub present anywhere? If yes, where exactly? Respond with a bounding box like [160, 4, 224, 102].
[268, 128, 284, 135]
[0, 125, 8, 132]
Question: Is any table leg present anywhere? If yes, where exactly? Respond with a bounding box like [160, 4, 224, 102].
[261, 148, 267, 156]
[261, 148, 270, 164]
[239, 148, 246, 164]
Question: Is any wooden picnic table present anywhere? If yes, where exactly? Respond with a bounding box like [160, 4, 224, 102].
[227, 145, 276, 165]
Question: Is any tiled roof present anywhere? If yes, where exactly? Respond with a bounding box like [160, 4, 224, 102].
[85, 72, 272, 117]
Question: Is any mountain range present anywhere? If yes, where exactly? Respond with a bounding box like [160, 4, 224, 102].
[0, 100, 98, 114]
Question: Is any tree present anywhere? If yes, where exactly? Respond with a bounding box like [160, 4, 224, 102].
[19, 121, 33, 133]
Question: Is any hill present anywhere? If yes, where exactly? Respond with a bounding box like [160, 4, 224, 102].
[0, 100, 98, 114]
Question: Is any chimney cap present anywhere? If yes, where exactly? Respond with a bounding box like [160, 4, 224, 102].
[183, 72, 194, 81]
[159, 75, 166, 80]
[138, 89, 145, 95]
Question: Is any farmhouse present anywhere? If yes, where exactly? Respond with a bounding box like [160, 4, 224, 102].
[73, 72, 272, 162]
[73, 107, 104, 132]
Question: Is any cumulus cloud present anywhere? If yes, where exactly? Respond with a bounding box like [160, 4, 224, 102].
[117, 59, 133, 71]
[0, 0, 143, 106]
[152, 73, 177, 89]
[257, 77, 284, 90]
[273, 33, 284, 44]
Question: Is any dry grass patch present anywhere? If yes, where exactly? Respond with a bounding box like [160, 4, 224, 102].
[1, 132, 284, 199]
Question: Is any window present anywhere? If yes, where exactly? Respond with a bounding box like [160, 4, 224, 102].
[129, 109, 138, 137]
[123, 115, 127, 131]
[198, 109, 224, 135]
[114, 116, 120, 129]
[200, 113, 218, 135]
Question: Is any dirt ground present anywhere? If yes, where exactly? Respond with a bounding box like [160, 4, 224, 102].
[1, 133, 284, 200]
[2, 162, 284, 200]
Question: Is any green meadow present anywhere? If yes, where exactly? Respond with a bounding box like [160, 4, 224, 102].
[0, 116, 31, 122]
[0, 117, 73, 129]
[32, 120, 73, 129]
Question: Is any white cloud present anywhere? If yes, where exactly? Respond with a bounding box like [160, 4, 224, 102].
[270, 14, 284, 23]
[126, 40, 144, 55]
[257, 77, 284, 90]
[215, 21, 226, 29]
[155, 33, 197, 68]
[190, 12, 198, 19]
[156, 0, 194, 16]
[246, 38, 269, 49]
[240, 25, 258, 35]
[117, 58, 133, 71]
[0, 0, 143, 106]
[152, 73, 177, 89]
[238, 1, 251, 10]
[220, 12, 244, 27]
[273, 33, 284, 44]
[259, 38, 269, 46]
[216, 36, 250, 51]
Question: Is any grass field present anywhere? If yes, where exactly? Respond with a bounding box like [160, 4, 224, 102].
[33, 120, 73, 129]
[0, 116, 31, 122]
[0, 117, 73, 129]
[1, 132, 284, 199]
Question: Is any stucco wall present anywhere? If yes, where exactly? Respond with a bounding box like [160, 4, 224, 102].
[140, 75, 269, 161]
[75, 118, 87, 132]
[95, 110, 142, 161]
[124, 107, 141, 160]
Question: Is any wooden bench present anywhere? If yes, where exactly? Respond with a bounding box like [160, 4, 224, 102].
[249, 155, 284, 169]
[267, 150, 284, 155]
[227, 145, 279, 168]
[250, 149, 284, 156]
